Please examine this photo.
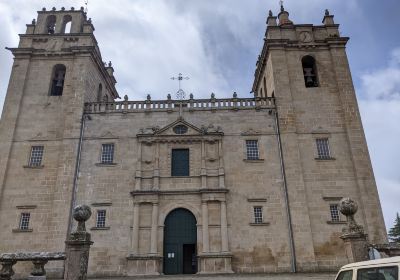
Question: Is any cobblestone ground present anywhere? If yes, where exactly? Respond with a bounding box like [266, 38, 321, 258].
[86, 273, 336, 280]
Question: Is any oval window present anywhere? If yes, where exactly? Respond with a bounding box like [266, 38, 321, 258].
[173, 125, 188, 135]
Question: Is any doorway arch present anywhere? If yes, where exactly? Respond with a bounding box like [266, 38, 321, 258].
[163, 208, 197, 274]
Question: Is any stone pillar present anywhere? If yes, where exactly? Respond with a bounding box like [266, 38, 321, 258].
[202, 201, 209, 253]
[201, 141, 207, 189]
[220, 201, 229, 252]
[0, 260, 16, 280]
[64, 205, 93, 280]
[218, 140, 225, 188]
[135, 143, 142, 190]
[150, 203, 159, 254]
[339, 198, 369, 263]
[131, 203, 140, 254]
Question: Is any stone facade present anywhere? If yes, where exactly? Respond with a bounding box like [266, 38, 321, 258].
[0, 6, 387, 278]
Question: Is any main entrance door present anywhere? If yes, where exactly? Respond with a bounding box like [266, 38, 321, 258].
[163, 208, 197, 274]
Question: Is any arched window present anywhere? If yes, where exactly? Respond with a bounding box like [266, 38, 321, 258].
[50, 64, 66, 96]
[97, 84, 103, 102]
[46, 15, 57, 34]
[302, 55, 319, 88]
[62, 15, 72, 34]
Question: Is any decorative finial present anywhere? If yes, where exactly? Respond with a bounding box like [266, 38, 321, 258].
[124, 95, 128, 101]
[269, 10, 273, 17]
[280, 0, 284, 12]
[211, 92, 215, 99]
[147, 94, 151, 100]
[171, 73, 190, 100]
[42, 7, 46, 11]
[71, 7, 75, 11]
[61, 7, 65, 11]
[189, 93, 193, 99]
[108, 61, 112, 67]
[32, 19, 36, 25]
[325, 9, 330, 16]
[73, 205, 92, 232]
[233, 92, 238, 98]
[167, 94, 171, 100]
[88, 18, 92, 23]
[52, 7, 56, 11]
[80, 6, 85, 11]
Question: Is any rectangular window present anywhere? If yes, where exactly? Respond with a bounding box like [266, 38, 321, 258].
[253, 206, 263, 224]
[101, 143, 114, 164]
[19, 213, 31, 230]
[357, 266, 398, 280]
[96, 210, 106, 228]
[335, 270, 353, 280]
[171, 149, 189, 176]
[330, 204, 340, 222]
[29, 146, 44, 167]
[316, 138, 331, 159]
[246, 140, 259, 160]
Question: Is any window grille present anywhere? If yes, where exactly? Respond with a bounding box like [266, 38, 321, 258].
[330, 204, 340, 222]
[246, 140, 259, 160]
[96, 210, 106, 228]
[29, 146, 44, 167]
[253, 206, 263, 224]
[19, 213, 31, 230]
[101, 144, 114, 164]
[316, 138, 331, 159]
[171, 149, 189, 176]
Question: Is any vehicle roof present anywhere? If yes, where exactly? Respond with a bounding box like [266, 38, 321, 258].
[341, 257, 400, 270]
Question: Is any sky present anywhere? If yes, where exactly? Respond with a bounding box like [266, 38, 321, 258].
[0, 0, 399, 231]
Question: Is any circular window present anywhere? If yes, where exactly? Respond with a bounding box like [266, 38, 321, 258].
[173, 125, 188, 135]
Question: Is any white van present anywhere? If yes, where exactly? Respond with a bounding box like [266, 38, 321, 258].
[335, 257, 400, 280]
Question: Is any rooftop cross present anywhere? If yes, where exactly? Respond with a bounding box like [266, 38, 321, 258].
[279, 0, 284, 11]
[171, 73, 190, 100]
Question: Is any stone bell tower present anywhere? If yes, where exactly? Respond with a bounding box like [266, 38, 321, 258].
[0, 6, 118, 259]
[252, 6, 387, 270]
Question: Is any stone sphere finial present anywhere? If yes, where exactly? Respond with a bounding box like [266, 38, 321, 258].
[233, 91, 238, 98]
[73, 205, 91, 232]
[42, 7, 46, 11]
[147, 94, 151, 100]
[61, 7, 65, 11]
[167, 93, 171, 100]
[52, 7, 56, 11]
[189, 93, 194, 99]
[339, 197, 358, 216]
[269, 10, 273, 17]
[32, 19, 36, 25]
[124, 95, 128, 101]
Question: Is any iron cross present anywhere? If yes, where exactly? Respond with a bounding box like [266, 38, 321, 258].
[171, 73, 190, 100]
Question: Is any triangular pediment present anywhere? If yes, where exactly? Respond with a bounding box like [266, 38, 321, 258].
[137, 117, 223, 137]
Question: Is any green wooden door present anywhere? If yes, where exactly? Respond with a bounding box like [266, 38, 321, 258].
[163, 208, 197, 274]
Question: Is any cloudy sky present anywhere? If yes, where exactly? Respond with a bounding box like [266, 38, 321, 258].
[0, 0, 399, 230]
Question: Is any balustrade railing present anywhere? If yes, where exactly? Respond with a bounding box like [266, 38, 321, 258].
[84, 96, 275, 114]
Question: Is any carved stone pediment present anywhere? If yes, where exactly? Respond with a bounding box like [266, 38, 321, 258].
[241, 128, 261, 136]
[137, 118, 223, 138]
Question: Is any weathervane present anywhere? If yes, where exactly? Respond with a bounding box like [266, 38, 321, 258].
[84, 0, 89, 13]
[279, 0, 284, 10]
[171, 73, 190, 100]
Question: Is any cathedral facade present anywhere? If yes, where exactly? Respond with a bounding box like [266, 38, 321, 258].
[0, 5, 387, 278]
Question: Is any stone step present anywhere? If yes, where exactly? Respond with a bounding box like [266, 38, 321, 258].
[85, 273, 336, 280]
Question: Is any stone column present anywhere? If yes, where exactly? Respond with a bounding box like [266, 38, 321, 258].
[131, 203, 140, 254]
[339, 198, 369, 263]
[201, 141, 207, 189]
[150, 203, 159, 254]
[220, 201, 229, 252]
[134, 143, 142, 190]
[218, 140, 225, 188]
[64, 205, 93, 280]
[153, 143, 160, 190]
[202, 201, 209, 252]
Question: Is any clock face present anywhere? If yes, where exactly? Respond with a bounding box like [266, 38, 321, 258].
[299, 31, 312, 43]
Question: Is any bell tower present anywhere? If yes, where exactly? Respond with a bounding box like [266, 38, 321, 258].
[0, 6, 118, 256]
[253, 6, 387, 270]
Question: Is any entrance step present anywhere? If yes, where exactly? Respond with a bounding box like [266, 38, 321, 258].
[86, 273, 336, 280]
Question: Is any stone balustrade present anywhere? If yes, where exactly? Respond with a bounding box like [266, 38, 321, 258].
[84, 96, 275, 114]
[0, 252, 65, 280]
